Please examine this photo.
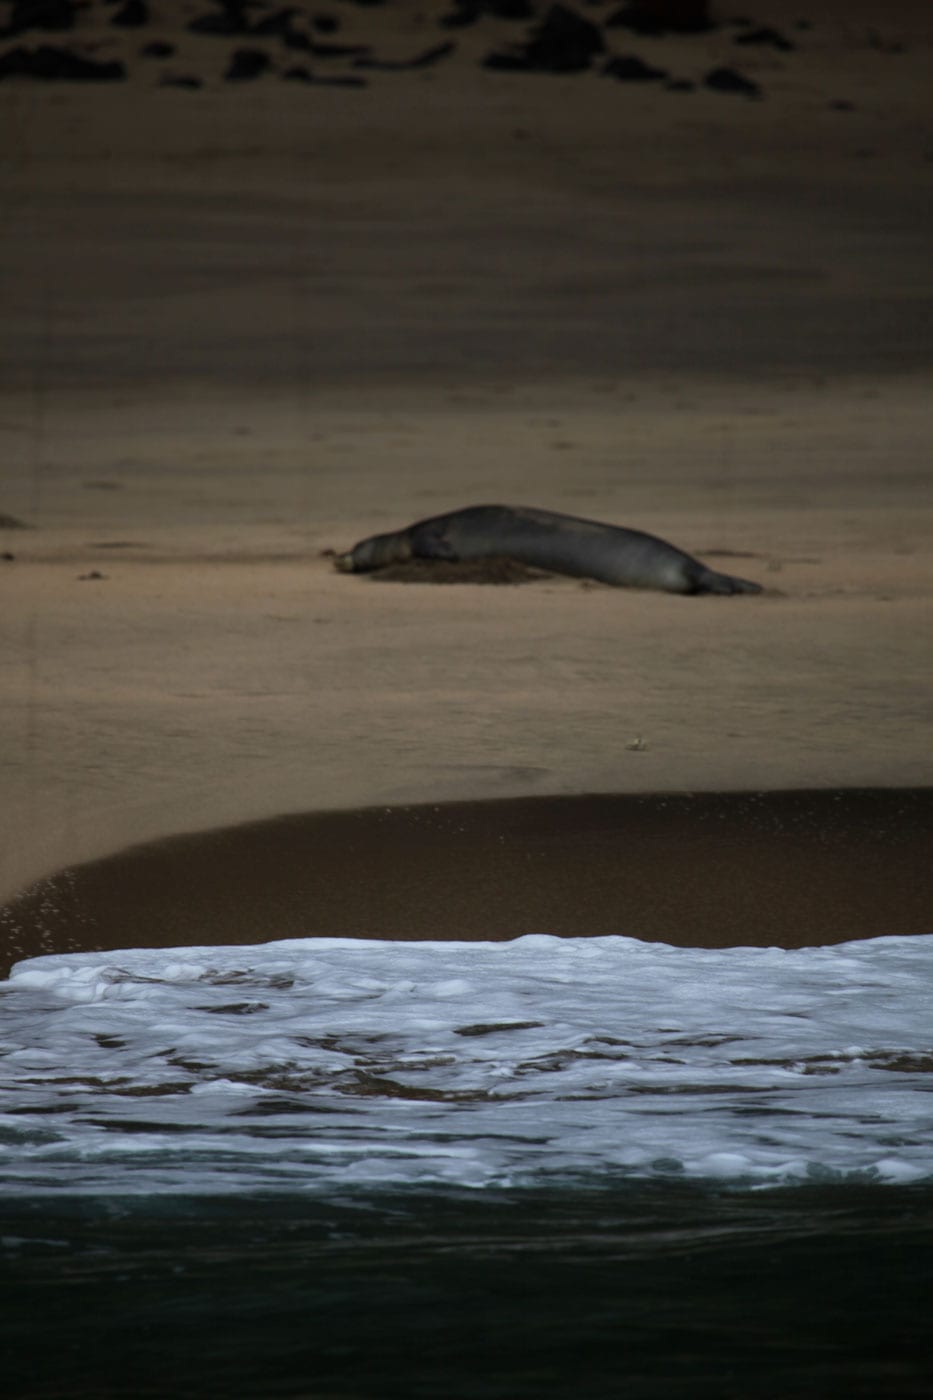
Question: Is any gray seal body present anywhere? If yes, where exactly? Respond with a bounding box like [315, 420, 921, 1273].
[335, 504, 762, 596]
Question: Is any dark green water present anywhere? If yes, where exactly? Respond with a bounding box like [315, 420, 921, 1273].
[4, 1183, 932, 1399]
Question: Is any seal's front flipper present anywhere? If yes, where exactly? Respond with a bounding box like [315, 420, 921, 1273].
[411, 524, 458, 561]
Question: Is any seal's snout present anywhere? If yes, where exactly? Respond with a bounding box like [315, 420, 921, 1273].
[333, 552, 356, 573]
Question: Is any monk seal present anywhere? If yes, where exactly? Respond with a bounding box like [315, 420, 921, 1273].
[334, 504, 762, 596]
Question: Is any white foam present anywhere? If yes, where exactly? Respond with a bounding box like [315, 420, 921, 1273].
[2, 934, 931, 1195]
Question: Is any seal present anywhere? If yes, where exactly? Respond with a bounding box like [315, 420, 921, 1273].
[334, 504, 762, 596]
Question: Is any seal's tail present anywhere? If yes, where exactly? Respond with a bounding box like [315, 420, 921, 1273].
[695, 567, 763, 596]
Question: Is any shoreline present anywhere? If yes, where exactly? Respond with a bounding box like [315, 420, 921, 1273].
[3, 786, 931, 976]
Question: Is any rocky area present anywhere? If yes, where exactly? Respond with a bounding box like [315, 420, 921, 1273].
[0, 0, 879, 99]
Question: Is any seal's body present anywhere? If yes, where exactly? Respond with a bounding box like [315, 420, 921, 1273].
[335, 505, 761, 596]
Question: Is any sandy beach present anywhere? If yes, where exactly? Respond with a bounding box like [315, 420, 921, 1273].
[2, 0, 932, 964]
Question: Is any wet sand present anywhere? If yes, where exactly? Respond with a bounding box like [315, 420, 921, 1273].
[2, 1, 933, 965]
[2, 788, 932, 977]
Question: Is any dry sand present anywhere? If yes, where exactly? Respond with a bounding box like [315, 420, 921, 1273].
[1, 0, 932, 962]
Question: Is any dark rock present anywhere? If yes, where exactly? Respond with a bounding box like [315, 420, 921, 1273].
[0, 513, 30, 528]
[280, 27, 312, 49]
[311, 14, 338, 33]
[189, 3, 251, 36]
[354, 41, 455, 71]
[307, 39, 371, 58]
[0, 44, 127, 79]
[829, 98, 854, 111]
[734, 25, 794, 51]
[251, 6, 296, 34]
[141, 40, 175, 56]
[250, 8, 311, 49]
[665, 76, 694, 91]
[483, 4, 604, 74]
[110, 0, 148, 26]
[605, 1, 711, 35]
[440, 5, 474, 25]
[160, 74, 202, 87]
[282, 62, 313, 80]
[704, 65, 760, 97]
[441, 1, 533, 28]
[1, 552, 15, 561]
[603, 53, 668, 82]
[3, 0, 76, 36]
[224, 46, 271, 79]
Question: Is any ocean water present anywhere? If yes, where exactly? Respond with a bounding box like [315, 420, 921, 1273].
[3, 933, 933, 1397]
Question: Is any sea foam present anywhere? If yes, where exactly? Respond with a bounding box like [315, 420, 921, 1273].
[2, 934, 931, 1195]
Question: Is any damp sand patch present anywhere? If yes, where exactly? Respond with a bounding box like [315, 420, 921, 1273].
[2, 789, 931, 975]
